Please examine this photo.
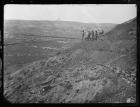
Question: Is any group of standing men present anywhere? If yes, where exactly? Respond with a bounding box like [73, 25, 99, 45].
[82, 29, 104, 41]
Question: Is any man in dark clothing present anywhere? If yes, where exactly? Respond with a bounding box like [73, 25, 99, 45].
[91, 30, 94, 41]
[95, 30, 98, 36]
[82, 30, 85, 40]
[87, 31, 91, 40]
[95, 30, 98, 40]
[102, 29, 104, 34]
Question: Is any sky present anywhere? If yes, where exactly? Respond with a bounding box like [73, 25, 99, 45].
[4, 4, 137, 24]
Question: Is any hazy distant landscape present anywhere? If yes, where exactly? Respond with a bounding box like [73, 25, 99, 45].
[4, 20, 116, 38]
[4, 20, 116, 69]
[4, 17, 136, 103]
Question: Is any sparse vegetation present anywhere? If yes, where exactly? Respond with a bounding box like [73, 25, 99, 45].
[4, 18, 136, 103]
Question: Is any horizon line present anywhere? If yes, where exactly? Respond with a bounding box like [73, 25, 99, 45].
[4, 19, 131, 24]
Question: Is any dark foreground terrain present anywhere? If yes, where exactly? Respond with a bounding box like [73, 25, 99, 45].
[4, 18, 136, 103]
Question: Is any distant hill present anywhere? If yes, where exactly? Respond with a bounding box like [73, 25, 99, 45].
[104, 17, 136, 42]
[4, 20, 117, 38]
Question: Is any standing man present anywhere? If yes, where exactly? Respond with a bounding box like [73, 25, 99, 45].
[95, 30, 98, 40]
[82, 29, 85, 40]
[102, 29, 104, 34]
[87, 30, 91, 40]
[91, 30, 94, 41]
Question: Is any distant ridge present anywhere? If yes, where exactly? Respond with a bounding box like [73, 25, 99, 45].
[104, 17, 136, 42]
[4, 19, 117, 25]
[121, 17, 136, 24]
[4, 20, 117, 38]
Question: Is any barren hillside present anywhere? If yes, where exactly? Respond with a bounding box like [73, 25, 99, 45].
[4, 18, 136, 103]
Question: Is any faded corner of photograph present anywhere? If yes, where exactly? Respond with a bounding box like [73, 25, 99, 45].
[3, 4, 137, 103]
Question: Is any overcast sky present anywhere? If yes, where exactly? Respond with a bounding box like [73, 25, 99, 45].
[4, 4, 137, 24]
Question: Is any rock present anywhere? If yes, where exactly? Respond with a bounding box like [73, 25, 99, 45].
[126, 98, 135, 103]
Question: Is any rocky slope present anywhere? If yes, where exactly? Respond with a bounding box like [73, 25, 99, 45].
[4, 18, 136, 103]
[4, 51, 136, 103]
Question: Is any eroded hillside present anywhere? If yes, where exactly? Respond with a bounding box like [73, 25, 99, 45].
[4, 18, 136, 103]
